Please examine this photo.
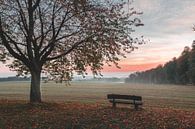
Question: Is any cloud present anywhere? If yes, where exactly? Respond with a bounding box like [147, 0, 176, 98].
[133, 0, 195, 36]
[132, 0, 161, 13]
[126, 0, 195, 64]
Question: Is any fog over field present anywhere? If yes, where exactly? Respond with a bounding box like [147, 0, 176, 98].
[0, 71, 130, 84]
[0, 81, 195, 109]
[0, 65, 131, 79]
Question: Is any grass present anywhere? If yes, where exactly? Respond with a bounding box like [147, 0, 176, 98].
[0, 81, 195, 128]
[0, 81, 195, 109]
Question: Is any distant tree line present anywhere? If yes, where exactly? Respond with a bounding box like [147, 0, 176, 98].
[76, 77, 123, 82]
[0, 76, 48, 82]
[125, 41, 195, 85]
[0, 76, 30, 82]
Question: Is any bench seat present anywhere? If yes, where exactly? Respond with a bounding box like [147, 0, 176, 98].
[109, 100, 143, 105]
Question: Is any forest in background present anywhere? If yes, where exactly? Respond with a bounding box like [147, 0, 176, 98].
[125, 41, 195, 85]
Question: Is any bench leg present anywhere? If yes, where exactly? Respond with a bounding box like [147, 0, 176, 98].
[134, 104, 138, 110]
[112, 102, 116, 108]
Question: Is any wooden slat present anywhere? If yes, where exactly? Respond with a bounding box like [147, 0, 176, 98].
[109, 100, 143, 105]
[107, 94, 142, 101]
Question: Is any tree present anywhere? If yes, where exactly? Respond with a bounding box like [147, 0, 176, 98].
[176, 46, 190, 84]
[0, 0, 144, 102]
[189, 27, 195, 84]
[189, 41, 195, 84]
[164, 58, 177, 84]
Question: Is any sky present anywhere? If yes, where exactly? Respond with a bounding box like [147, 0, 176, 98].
[104, 0, 195, 73]
[0, 0, 195, 77]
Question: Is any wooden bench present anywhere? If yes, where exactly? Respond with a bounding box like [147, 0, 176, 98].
[107, 94, 143, 110]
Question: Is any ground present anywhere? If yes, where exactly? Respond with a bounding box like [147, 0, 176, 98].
[0, 100, 194, 129]
[0, 82, 195, 128]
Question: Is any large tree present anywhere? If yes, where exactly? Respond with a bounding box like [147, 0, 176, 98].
[0, 0, 144, 102]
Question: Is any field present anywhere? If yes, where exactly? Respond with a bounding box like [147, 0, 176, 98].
[0, 81, 195, 109]
[0, 81, 195, 128]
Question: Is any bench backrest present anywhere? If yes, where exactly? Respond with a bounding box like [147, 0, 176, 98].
[107, 94, 142, 101]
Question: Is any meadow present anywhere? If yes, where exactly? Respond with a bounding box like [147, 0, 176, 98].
[0, 81, 195, 128]
[0, 81, 195, 109]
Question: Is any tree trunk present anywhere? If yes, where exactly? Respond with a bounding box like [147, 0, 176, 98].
[30, 70, 41, 103]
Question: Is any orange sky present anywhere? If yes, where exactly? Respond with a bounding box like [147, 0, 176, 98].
[102, 62, 162, 72]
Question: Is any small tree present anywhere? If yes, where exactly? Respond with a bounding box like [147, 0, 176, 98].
[0, 0, 144, 102]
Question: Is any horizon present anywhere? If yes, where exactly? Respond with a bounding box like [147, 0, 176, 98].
[0, 70, 131, 78]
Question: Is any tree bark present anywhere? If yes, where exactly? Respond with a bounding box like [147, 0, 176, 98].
[30, 70, 41, 103]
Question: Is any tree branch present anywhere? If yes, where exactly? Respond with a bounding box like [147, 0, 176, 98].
[4, 33, 26, 58]
[16, 0, 29, 33]
[27, 0, 34, 60]
[32, 0, 41, 11]
[45, 34, 94, 62]
[0, 17, 30, 67]
[37, 6, 44, 50]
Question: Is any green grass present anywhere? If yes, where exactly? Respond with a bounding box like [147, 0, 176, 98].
[0, 81, 195, 109]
